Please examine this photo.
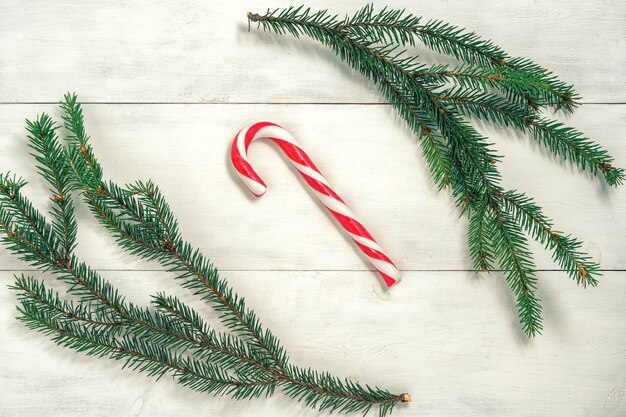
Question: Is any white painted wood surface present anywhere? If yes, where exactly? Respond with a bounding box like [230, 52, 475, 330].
[0, 1, 624, 416]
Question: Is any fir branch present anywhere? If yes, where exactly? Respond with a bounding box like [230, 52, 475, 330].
[439, 89, 625, 185]
[247, 5, 618, 337]
[329, 4, 578, 112]
[56, 95, 409, 413]
[251, 7, 501, 208]
[0, 174, 63, 265]
[0, 96, 410, 415]
[61, 94, 288, 367]
[126, 180, 181, 243]
[26, 114, 78, 258]
[496, 191, 600, 287]
[415, 64, 543, 111]
[468, 201, 494, 272]
[488, 202, 543, 336]
[12, 274, 129, 327]
[61, 93, 103, 187]
[281, 365, 404, 416]
[17, 302, 274, 398]
[0, 181, 283, 378]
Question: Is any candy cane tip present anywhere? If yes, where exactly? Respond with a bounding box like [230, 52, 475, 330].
[239, 175, 268, 197]
[250, 184, 268, 198]
[381, 273, 401, 287]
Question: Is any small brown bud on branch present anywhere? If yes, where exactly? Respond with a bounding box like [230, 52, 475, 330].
[247, 12, 262, 22]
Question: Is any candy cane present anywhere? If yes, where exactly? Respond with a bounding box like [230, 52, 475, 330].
[230, 121, 402, 287]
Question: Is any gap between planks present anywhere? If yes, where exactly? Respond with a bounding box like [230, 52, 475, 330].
[0, 102, 624, 106]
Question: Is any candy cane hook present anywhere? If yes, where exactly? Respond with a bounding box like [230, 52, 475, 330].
[230, 121, 402, 287]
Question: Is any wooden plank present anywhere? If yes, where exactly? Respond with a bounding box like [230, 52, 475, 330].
[0, 270, 624, 416]
[0, 103, 624, 272]
[0, 1, 624, 103]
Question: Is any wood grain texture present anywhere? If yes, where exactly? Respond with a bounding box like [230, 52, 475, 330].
[0, 270, 624, 417]
[0, 1, 625, 103]
[0, 1, 624, 416]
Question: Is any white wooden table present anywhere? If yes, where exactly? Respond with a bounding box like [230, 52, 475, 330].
[1, 1, 625, 416]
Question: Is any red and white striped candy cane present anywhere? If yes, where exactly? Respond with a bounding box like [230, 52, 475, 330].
[230, 121, 401, 287]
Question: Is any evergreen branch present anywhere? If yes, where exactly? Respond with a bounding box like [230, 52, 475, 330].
[0, 174, 62, 263]
[151, 293, 277, 377]
[246, 5, 616, 336]
[153, 293, 213, 341]
[65, 149, 172, 260]
[488, 202, 543, 336]
[414, 64, 541, 110]
[126, 180, 181, 244]
[3, 160, 405, 415]
[26, 114, 78, 258]
[43, 94, 409, 413]
[96, 181, 171, 250]
[503, 57, 578, 113]
[334, 4, 422, 47]
[496, 191, 600, 287]
[0, 187, 128, 317]
[17, 302, 274, 398]
[12, 274, 129, 327]
[328, 4, 578, 112]
[61, 94, 288, 368]
[468, 201, 494, 272]
[341, 5, 506, 67]
[60, 93, 103, 186]
[374, 67, 471, 200]
[439, 89, 625, 185]
[1, 180, 277, 377]
[280, 365, 406, 416]
[250, 7, 501, 208]
[3, 127, 288, 383]
[371, 71, 453, 190]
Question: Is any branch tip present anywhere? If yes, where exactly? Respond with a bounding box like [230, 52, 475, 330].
[399, 392, 412, 403]
[247, 12, 261, 22]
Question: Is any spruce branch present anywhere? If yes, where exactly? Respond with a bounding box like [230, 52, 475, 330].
[61, 93, 288, 368]
[247, 5, 622, 336]
[489, 200, 542, 336]
[59, 93, 410, 413]
[439, 89, 624, 185]
[17, 301, 274, 398]
[0, 183, 265, 375]
[0, 95, 410, 416]
[26, 114, 78, 258]
[497, 191, 600, 287]
[468, 201, 494, 273]
[250, 5, 578, 112]
[330, 4, 578, 112]
[12, 274, 129, 328]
